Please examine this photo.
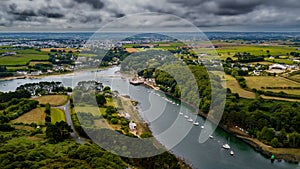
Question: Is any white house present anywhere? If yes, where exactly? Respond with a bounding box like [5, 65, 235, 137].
[124, 113, 131, 120]
[269, 64, 287, 70]
[129, 121, 137, 131]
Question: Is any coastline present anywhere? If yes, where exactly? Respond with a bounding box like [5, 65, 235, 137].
[141, 80, 300, 164]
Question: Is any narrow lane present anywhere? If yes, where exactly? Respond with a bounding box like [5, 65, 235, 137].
[56, 101, 85, 144]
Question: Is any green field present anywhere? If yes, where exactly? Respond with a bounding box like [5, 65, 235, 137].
[0, 48, 49, 66]
[265, 89, 300, 95]
[29, 61, 52, 66]
[50, 108, 66, 123]
[75, 106, 101, 116]
[225, 75, 256, 99]
[213, 45, 298, 60]
[6, 66, 28, 70]
[289, 74, 300, 82]
[245, 76, 300, 89]
[265, 58, 295, 64]
[0, 54, 49, 66]
[78, 53, 98, 57]
[225, 75, 300, 101]
[74, 97, 115, 116]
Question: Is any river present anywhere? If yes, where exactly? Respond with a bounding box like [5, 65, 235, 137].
[0, 66, 298, 169]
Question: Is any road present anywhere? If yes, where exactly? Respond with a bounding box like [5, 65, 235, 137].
[56, 101, 85, 144]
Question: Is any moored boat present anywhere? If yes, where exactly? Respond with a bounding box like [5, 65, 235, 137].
[222, 143, 230, 149]
[193, 121, 199, 126]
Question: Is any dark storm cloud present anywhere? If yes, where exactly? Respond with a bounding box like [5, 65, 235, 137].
[0, 0, 300, 31]
[10, 10, 37, 17]
[115, 13, 125, 18]
[7, 3, 64, 19]
[74, 0, 104, 9]
[214, 0, 263, 15]
[168, 0, 263, 16]
[38, 10, 64, 18]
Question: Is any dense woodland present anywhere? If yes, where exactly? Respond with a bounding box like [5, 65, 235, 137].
[223, 91, 300, 148]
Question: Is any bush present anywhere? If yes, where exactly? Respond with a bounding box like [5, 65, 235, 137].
[110, 118, 119, 124]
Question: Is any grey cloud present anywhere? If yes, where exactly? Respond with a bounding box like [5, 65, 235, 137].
[74, 0, 104, 9]
[0, 0, 299, 31]
[38, 10, 64, 18]
[214, 0, 263, 15]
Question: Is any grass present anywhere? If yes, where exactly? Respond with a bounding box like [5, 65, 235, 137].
[28, 61, 52, 66]
[225, 75, 255, 99]
[249, 61, 273, 65]
[125, 48, 139, 53]
[10, 107, 46, 125]
[265, 89, 300, 95]
[0, 54, 49, 66]
[74, 98, 115, 116]
[225, 75, 300, 101]
[245, 76, 300, 89]
[33, 95, 68, 106]
[50, 108, 66, 123]
[289, 74, 300, 82]
[6, 66, 28, 70]
[74, 106, 101, 116]
[261, 95, 300, 102]
[209, 45, 298, 60]
[40, 48, 80, 52]
[265, 58, 295, 65]
[216, 45, 297, 56]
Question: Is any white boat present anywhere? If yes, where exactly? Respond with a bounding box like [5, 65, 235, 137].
[201, 125, 204, 129]
[184, 115, 189, 119]
[193, 121, 199, 126]
[179, 112, 183, 115]
[222, 143, 230, 149]
[209, 135, 213, 139]
[187, 118, 193, 122]
[230, 150, 234, 156]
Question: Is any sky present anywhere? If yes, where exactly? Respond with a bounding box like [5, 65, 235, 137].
[0, 0, 300, 32]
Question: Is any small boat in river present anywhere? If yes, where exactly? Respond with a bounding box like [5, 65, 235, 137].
[222, 144, 230, 149]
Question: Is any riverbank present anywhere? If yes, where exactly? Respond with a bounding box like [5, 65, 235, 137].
[114, 94, 193, 169]
[140, 79, 300, 164]
[0, 66, 114, 81]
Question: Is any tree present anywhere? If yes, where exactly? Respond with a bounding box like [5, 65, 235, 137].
[260, 127, 275, 142]
[96, 94, 106, 106]
[103, 86, 111, 92]
[287, 132, 300, 148]
[46, 121, 72, 143]
[46, 124, 61, 143]
[271, 138, 279, 148]
[106, 106, 117, 115]
[45, 115, 51, 124]
[45, 103, 51, 115]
